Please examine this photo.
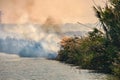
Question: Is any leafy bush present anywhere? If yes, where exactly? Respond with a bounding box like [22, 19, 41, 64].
[57, 37, 82, 65]
[57, 28, 106, 69]
[94, 0, 120, 77]
[57, 28, 120, 78]
[57, 0, 120, 78]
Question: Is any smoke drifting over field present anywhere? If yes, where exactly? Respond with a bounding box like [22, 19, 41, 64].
[0, 14, 95, 58]
[3, 17, 62, 41]
[0, 17, 62, 59]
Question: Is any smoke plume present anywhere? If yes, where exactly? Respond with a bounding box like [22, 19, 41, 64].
[0, 16, 62, 59]
[42, 16, 62, 34]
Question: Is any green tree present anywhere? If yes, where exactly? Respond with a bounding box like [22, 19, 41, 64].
[94, 0, 120, 77]
[93, 0, 120, 47]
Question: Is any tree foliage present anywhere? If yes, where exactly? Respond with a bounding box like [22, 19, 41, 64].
[93, 0, 120, 77]
[57, 0, 120, 78]
[94, 0, 120, 47]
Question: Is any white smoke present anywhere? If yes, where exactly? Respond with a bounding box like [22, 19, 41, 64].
[0, 17, 62, 59]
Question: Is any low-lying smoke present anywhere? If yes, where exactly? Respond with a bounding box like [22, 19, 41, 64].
[0, 17, 62, 59]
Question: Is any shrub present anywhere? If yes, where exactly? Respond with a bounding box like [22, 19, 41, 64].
[57, 28, 120, 78]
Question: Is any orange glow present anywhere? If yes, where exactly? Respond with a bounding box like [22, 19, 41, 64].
[0, 0, 104, 24]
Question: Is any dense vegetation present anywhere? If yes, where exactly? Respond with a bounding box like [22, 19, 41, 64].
[57, 0, 120, 78]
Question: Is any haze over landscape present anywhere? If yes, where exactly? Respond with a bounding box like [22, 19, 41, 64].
[0, 0, 105, 24]
[0, 0, 104, 57]
[1, 0, 119, 80]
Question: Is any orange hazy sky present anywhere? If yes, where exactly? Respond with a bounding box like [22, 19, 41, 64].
[0, 0, 105, 24]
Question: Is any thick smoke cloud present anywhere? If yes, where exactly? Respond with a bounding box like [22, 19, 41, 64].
[0, 17, 62, 59]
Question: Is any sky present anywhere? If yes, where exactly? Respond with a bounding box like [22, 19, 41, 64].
[0, 0, 105, 24]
